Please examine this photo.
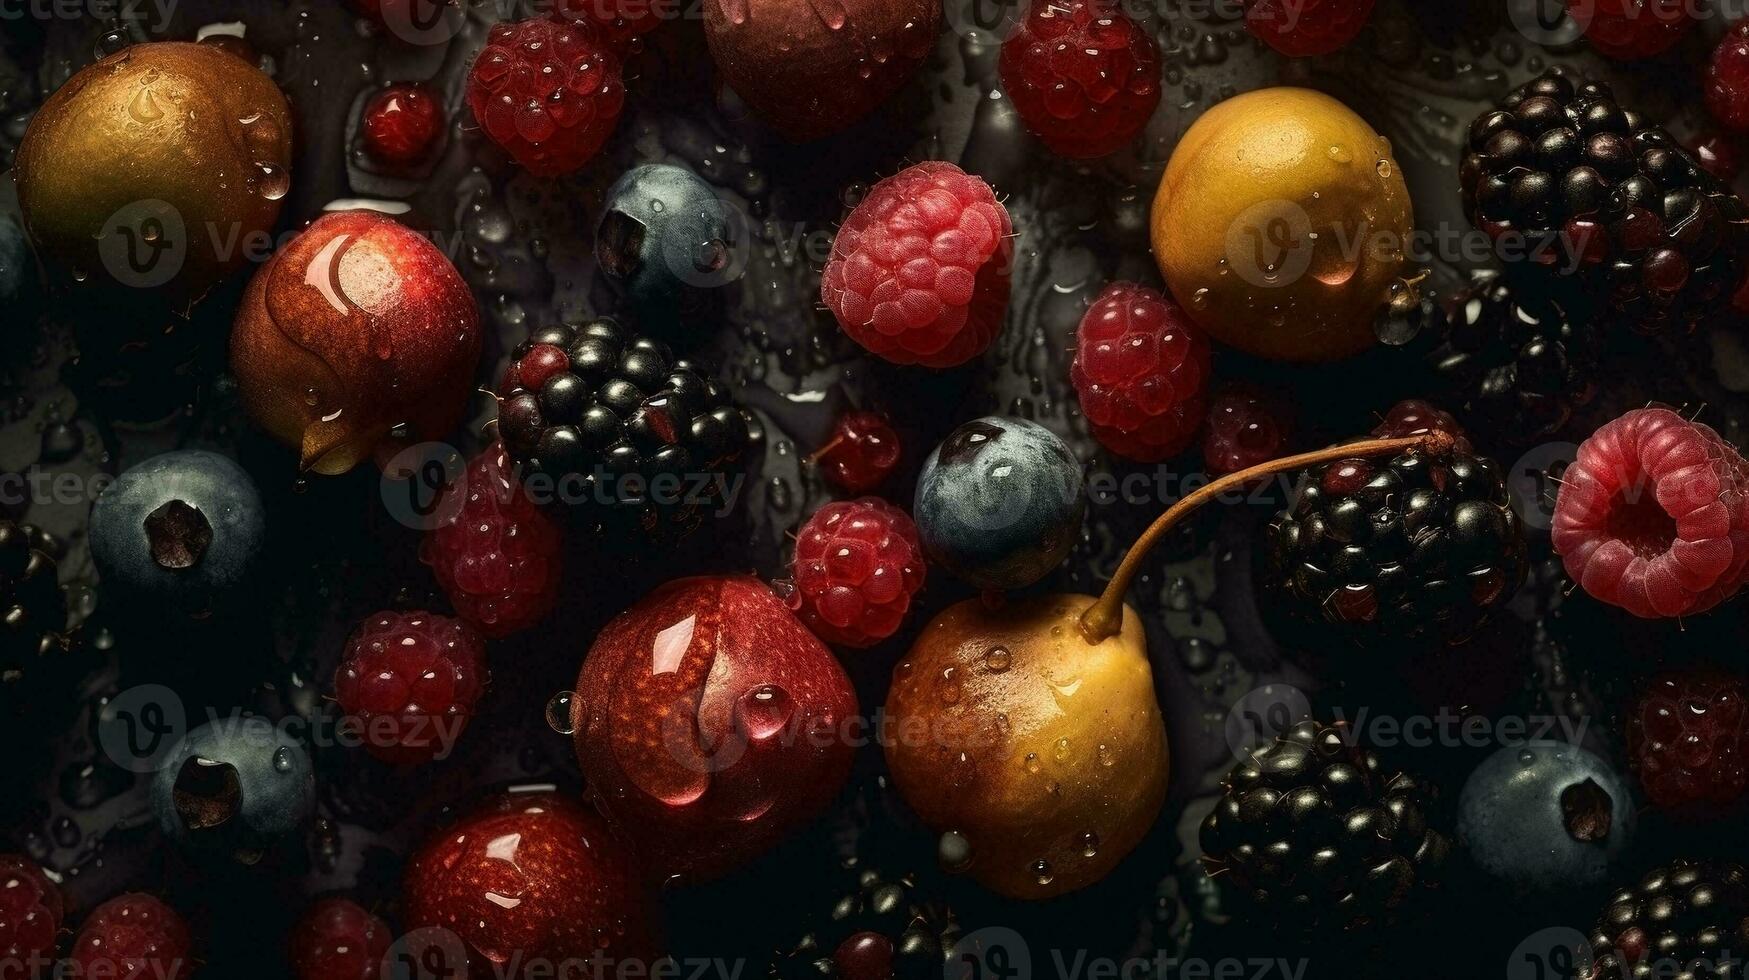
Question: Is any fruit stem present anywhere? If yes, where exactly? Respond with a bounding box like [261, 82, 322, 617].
[1077, 431, 1455, 644]
[804, 434, 845, 466]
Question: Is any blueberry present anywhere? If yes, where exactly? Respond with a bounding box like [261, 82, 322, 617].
[90, 450, 266, 617]
[914, 417, 1086, 590]
[595, 164, 736, 319]
[1457, 741, 1634, 892]
[151, 716, 314, 864]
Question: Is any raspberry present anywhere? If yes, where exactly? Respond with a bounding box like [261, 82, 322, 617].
[1628, 669, 1749, 813]
[997, 0, 1161, 159]
[1069, 282, 1209, 462]
[289, 898, 393, 980]
[1202, 382, 1290, 476]
[1708, 21, 1749, 133]
[0, 855, 61, 980]
[67, 894, 191, 980]
[554, 0, 667, 53]
[420, 444, 563, 638]
[781, 498, 926, 648]
[1551, 407, 1749, 619]
[821, 162, 1013, 369]
[1243, 0, 1375, 57]
[334, 611, 488, 765]
[361, 82, 443, 168]
[810, 411, 901, 494]
[1371, 399, 1474, 455]
[1568, 0, 1695, 60]
[465, 18, 625, 178]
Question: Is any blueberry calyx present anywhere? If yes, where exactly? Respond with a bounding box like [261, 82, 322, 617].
[1559, 777, 1613, 843]
[597, 209, 647, 282]
[172, 755, 241, 833]
[938, 420, 1002, 466]
[145, 499, 212, 570]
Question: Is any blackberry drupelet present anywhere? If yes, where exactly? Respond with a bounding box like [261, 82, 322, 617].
[0, 520, 66, 697]
[771, 862, 960, 980]
[496, 316, 753, 535]
[1460, 67, 1749, 336]
[1424, 270, 1598, 446]
[1587, 860, 1749, 980]
[1264, 441, 1526, 641]
[1200, 720, 1449, 932]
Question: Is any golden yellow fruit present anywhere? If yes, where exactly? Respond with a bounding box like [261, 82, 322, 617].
[15, 42, 292, 306]
[883, 593, 1168, 899]
[1151, 87, 1414, 362]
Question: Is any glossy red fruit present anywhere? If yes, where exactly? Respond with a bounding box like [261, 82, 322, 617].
[783, 497, 926, 648]
[361, 82, 444, 168]
[289, 898, 393, 980]
[422, 444, 563, 638]
[0, 855, 62, 980]
[1371, 399, 1474, 455]
[1708, 21, 1749, 133]
[570, 577, 859, 880]
[1568, 0, 1695, 60]
[1244, 0, 1375, 57]
[811, 412, 901, 493]
[1628, 669, 1749, 813]
[1689, 131, 1743, 183]
[1552, 407, 1749, 619]
[554, 0, 669, 52]
[334, 611, 488, 765]
[998, 0, 1161, 159]
[403, 791, 657, 977]
[1201, 382, 1290, 476]
[1070, 282, 1210, 462]
[231, 209, 482, 476]
[821, 162, 1013, 369]
[68, 894, 191, 980]
[465, 18, 625, 177]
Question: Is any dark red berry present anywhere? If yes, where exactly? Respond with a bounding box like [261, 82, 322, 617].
[1244, 0, 1375, 57]
[1202, 383, 1290, 475]
[782, 497, 926, 648]
[465, 18, 625, 177]
[554, 0, 669, 53]
[833, 933, 895, 980]
[1571, 0, 1695, 60]
[1070, 281, 1210, 462]
[289, 898, 393, 980]
[421, 444, 563, 638]
[361, 82, 443, 168]
[1371, 399, 1474, 455]
[811, 412, 900, 493]
[1628, 669, 1749, 812]
[68, 894, 191, 980]
[334, 611, 488, 765]
[998, 0, 1161, 159]
[1708, 20, 1749, 132]
[0, 855, 62, 980]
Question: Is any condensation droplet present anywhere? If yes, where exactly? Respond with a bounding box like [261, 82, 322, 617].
[545, 691, 577, 735]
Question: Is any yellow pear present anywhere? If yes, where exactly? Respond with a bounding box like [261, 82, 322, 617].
[883, 593, 1167, 899]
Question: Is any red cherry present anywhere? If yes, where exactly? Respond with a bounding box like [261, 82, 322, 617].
[361, 83, 444, 168]
[810, 412, 901, 493]
[402, 791, 657, 977]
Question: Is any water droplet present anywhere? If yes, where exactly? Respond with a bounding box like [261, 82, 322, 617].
[545, 691, 577, 735]
[1053, 736, 1071, 761]
[1376, 159, 1393, 178]
[1031, 859, 1054, 886]
[1079, 832, 1100, 857]
[255, 162, 290, 201]
[1327, 143, 1351, 164]
[939, 830, 973, 872]
[738, 684, 795, 740]
[1023, 752, 1041, 774]
[1096, 743, 1114, 767]
[983, 646, 1011, 672]
[272, 747, 295, 773]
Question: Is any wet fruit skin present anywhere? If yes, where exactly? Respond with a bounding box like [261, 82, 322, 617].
[1456, 741, 1635, 892]
[361, 82, 444, 168]
[814, 412, 902, 493]
[1152, 87, 1414, 362]
[402, 791, 658, 978]
[1627, 669, 1749, 813]
[230, 209, 482, 475]
[595, 163, 732, 317]
[883, 593, 1168, 899]
[570, 576, 859, 881]
[289, 897, 393, 980]
[15, 42, 293, 305]
[701, 0, 943, 141]
[150, 716, 316, 865]
[0, 854, 62, 980]
[69, 893, 192, 980]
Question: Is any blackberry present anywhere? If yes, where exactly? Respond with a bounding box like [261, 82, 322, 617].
[496, 316, 753, 535]
[1423, 271, 1598, 446]
[1460, 67, 1749, 336]
[1200, 720, 1449, 932]
[1264, 442, 1527, 641]
[0, 519, 67, 699]
[1587, 860, 1749, 980]
[770, 862, 960, 980]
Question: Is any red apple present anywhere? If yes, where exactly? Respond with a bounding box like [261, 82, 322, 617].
[230, 209, 481, 475]
[571, 576, 858, 880]
[402, 790, 657, 977]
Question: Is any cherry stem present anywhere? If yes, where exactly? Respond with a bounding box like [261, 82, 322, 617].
[804, 434, 845, 466]
[1077, 430, 1455, 644]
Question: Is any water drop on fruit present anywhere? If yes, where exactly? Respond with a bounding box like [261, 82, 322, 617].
[939, 829, 973, 872]
[546, 691, 577, 734]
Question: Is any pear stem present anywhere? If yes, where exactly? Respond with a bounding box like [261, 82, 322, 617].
[1076, 431, 1455, 644]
